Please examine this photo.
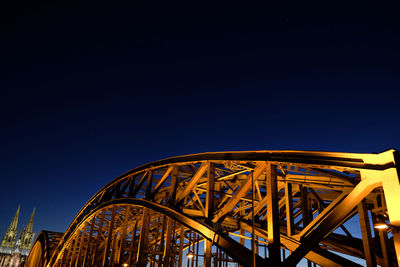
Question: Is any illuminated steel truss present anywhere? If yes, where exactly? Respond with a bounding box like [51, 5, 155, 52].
[26, 150, 400, 267]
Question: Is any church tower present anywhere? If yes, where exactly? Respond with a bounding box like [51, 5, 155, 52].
[18, 208, 35, 250]
[0, 206, 20, 248]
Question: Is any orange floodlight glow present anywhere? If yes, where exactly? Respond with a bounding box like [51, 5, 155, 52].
[187, 252, 194, 259]
[374, 223, 389, 229]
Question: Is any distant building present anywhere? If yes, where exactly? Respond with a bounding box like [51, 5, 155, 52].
[0, 206, 35, 267]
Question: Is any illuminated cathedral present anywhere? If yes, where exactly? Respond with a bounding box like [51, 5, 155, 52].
[0, 206, 35, 267]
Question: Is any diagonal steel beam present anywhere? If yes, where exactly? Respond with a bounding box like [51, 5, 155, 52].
[243, 183, 286, 220]
[176, 162, 207, 203]
[129, 172, 148, 197]
[150, 166, 174, 199]
[145, 171, 153, 199]
[284, 177, 381, 266]
[240, 222, 362, 267]
[309, 188, 353, 238]
[294, 190, 349, 240]
[213, 161, 266, 223]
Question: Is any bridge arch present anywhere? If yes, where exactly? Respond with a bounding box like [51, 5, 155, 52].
[48, 199, 266, 267]
[25, 231, 63, 267]
[27, 150, 400, 266]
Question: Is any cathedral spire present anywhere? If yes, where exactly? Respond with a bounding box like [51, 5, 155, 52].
[25, 208, 35, 233]
[9, 205, 20, 231]
[0, 205, 20, 247]
[18, 207, 36, 250]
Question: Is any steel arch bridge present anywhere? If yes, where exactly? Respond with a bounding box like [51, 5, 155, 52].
[26, 150, 400, 267]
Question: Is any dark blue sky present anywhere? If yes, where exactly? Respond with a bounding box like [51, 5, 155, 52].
[1, 1, 400, 236]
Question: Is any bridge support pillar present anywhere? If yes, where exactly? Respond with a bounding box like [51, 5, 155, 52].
[357, 199, 376, 267]
[285, 183, 294, 237]
[204, 162, 215, 267]
[137, 208, 149, 265]
[393, 228, 400, 267]
[163, 217, 173, 266]
[267, 163, 281, 265]
[82, 216, 95, 266]
[102, 205, 116, 267]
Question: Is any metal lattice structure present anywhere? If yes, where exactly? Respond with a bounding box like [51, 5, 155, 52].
[26, 149, 400, 267]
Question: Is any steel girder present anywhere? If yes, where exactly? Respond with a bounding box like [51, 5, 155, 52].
[25, 231, 63, 267]
[26, 149, 400, 266]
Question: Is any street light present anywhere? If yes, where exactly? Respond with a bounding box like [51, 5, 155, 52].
[373, 214, 400, 230]
[374, 214, 389, 230]
[187, 252, 194, 259]
[374, 224, 389, 229]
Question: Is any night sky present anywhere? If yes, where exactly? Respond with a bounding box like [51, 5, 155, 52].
[1, 0, 400, 242]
